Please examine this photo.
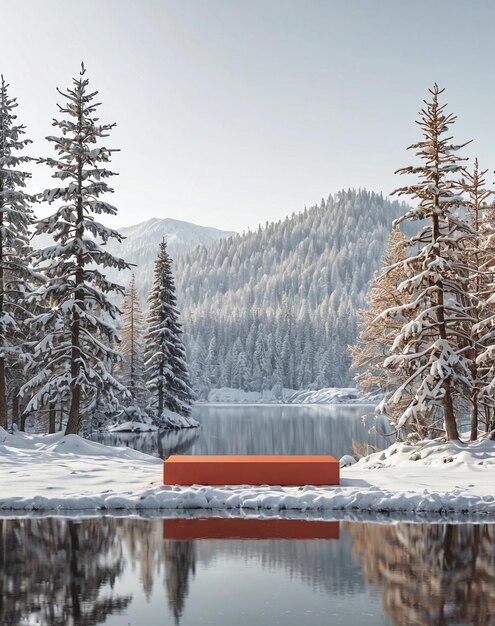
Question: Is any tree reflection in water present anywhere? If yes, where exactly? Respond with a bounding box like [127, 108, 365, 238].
[163, 540, 196, 624]
[1, 517, 494, 626]
[121, 519, 196, 624]
[346, 522, 495, 626]
[0, 518, 130, 626]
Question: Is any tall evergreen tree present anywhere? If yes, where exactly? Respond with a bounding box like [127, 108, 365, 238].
[144, 240, 193, 420]
[0, 76, 36, 429]
[119, 274, 147, 412]
[22, 64, 130, 435]
[378, 85, 475, 441]
[472, 176, 495, 435]
[456, 160, 495, 439]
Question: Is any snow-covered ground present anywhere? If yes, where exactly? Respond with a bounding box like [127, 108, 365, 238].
[289, 387, 381, 405]
[1, 427, 494, 516]
[205, 386, 380, 405]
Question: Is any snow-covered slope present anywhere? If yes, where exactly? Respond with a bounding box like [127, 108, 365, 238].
[103, 217, 236, 302]
[33, 217, 236, 304]
[178, 189, 410, 395]
[113, 217, 236, 260]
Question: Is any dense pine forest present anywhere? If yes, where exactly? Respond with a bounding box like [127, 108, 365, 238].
[173, 189, 407, 397]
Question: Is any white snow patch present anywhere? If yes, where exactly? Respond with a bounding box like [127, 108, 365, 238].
[108, 421, 158, 433]
[160, 408, 200, 429]
[289, 387, 381, 405]
[206, 387, 380, 405]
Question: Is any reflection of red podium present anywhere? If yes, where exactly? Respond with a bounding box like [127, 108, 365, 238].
[163, 455, 340, 486]
[163, 517, 340, 540]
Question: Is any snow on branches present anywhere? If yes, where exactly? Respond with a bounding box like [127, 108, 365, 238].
[378, 85, 477, 440]
[21, 64, 131, 435]
[0, 76, 36, 429]
[144, 240, 193, 421]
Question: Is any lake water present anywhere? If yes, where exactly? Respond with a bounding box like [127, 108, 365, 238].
[2, 516, 493, 626]
[3, 405, 493, 625]
[94, 403, 392, 459]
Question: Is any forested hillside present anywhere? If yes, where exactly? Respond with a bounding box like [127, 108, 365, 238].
[174, 189, 407, 397]
[99, 218, 236, 303]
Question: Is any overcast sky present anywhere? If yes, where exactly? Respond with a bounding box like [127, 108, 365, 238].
[1, 0, 494, 232]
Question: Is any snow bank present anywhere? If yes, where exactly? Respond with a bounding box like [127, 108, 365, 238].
[160, 408, 200, 429]
[206, 386, 379, 405]
[289, 387, 381, 405]
[108, 421, 159, 433]
[206, 387, 296, 403]
[1, 429, 494, 515]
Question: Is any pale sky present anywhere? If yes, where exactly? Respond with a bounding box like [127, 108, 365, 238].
[1, 0, 494, 232]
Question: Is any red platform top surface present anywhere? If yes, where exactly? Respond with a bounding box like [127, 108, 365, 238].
[165, 455, 338, 463]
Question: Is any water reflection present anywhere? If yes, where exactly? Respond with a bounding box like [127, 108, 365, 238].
[0, 518, 131, 626]
[1, 517, 493, 625]
[163, 540, 196, 624]
[93, 404, 390, 459]
[348, 522, 495, 626]
[163, 517, 340, 540]
[96, 427, 201, 458]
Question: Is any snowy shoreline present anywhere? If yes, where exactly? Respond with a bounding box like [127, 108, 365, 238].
[203, 386, 381, 405]
[1, 428, 494, 517]
[0, 508, 494, 524]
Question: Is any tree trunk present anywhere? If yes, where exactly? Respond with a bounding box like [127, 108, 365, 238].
[432, 207, 459, 441]
[66, 292, 82, 435]
[20, 410, 27, 432]
[158, 362, 164, 417]
[59, 402, 64, 431]
[48, 403, 56, 434]
[0, 196, 7, 430]
[158, 381, 164, 417]
[470, 390, 478, 441]
[443, 388, 459, 441]
[0, 358, 7, 430]
[12, 389, 19, 428]
[65, 100, 84, 436]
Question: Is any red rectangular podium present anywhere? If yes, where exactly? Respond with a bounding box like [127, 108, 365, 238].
[163, 455, 340, 486]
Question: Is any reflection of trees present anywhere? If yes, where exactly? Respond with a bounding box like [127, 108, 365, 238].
[92, 405, 392, 458]
[0, 518, 130, 626]
[122, 518, 161, 598]
[118, 519, 196, 624]
[93, 427, 200, 459]
[188, 405, 389, 458]
[4, 516, 492, 626]
[163, 540, 196, 624]
[195, 533, 361, 595]
[347, 522, 495, 626]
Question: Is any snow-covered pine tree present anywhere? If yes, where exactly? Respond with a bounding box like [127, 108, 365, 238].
[0, 76, 36, 429]
[350, 229, 416, 429]
[144, 240, 193, 423]
[471, 172, 495, 436]
[456, 160, 495, 439]
[22, 64, 130, 435]
[118, 274, 147, 417]
[378, 84, 475, 441]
